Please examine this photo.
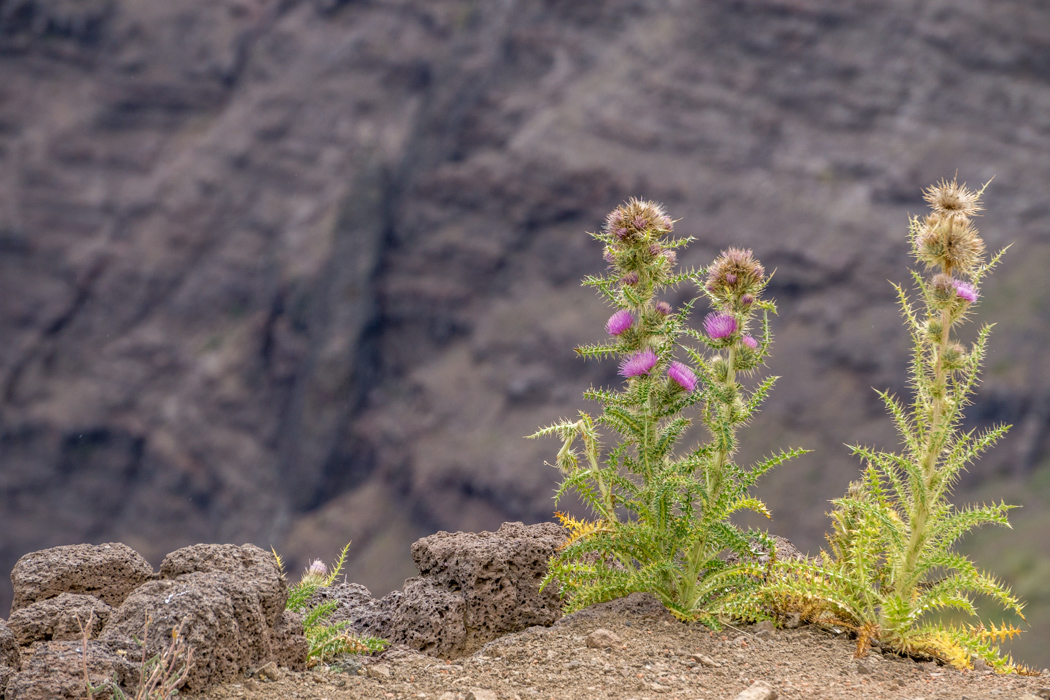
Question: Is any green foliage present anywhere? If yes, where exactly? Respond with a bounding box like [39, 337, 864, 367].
[530, 199, 806, 623]
[765, 179, 1029, 672]
[278, 543, 390, 664]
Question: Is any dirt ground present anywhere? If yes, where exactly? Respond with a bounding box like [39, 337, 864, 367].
[185, 595, 1049, 700]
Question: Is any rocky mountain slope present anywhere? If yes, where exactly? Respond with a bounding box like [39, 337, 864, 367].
[2, 0, 1050, 665]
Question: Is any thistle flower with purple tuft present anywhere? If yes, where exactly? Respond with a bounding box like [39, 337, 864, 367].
[952, 279, 978, 303]
[703, 312, 737, 339]
[619, 348, 658, 378]
[606, 309, 633, 336]
[667, 361, 697, 392]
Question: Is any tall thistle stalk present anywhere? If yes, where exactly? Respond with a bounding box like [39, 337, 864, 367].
[766, 179, 1027, 671]
[530, 198, 806, 624]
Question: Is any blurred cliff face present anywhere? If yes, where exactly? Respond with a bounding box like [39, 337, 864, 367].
[2, 0, 1050, 644]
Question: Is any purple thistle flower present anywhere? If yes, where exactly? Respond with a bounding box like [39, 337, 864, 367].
[952, 279, 979, 303]
[703, 313, 738, 339]
[606, 310, 633, 336]
[725, 273, 737, 285]
[741, 294, 754, 306]
[306, 559, 327, 579]
[603, 248, 616, 264]
[741, 335, 758, 350]
[654, 301, 672, 316]
[619, 349, 658, 378]
[667, 361, 697, 392]
[660, 215, 673, 230]
[621, 271, 639, 286]
[663, 250, 677, 265]
[615, 227, 630, 240]
[633, 215, 647, 230]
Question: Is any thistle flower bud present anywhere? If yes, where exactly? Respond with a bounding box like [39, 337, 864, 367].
[710, 355, 729, 382]
[931, 273, 956, 302]
[633, 215, 647, 231]
[703, 312, 737, 340]
[615, 227, 630, 241]
[741, 294, 754, 306]
[662, 250, 677, 265]
[667, 361, 698, 392]
[654, 301, 672, 316]
[705, 248, 765, 300]
[941, 342, 967, 371]
[741, 335, 758, 350]
[606, 309, 633, 336]
[649, 243, 662, 257]
[621, 271, 639, 286]
[309, 559, 327, 577]
[603, 248, 616, 265]
[619, 348, 658, 378]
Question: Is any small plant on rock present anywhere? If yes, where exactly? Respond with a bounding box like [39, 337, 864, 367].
[80, 612, 193, 700]
[276, 544, 389, 664]
[765, 179, 1028, 671]
[530, 198, 806, 624]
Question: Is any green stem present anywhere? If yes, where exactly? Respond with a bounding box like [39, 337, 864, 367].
[899, 304, 953, 597]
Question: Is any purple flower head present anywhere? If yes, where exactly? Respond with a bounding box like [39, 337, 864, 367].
[741, 335, 758, 350]
[725, 273, 737, 285]
[741, 294, 755, 306]
[667, 361, 697, 392]
[654, 301, 672, 316]
[615, 227, 630, 240]
[663, 250, 677, 265]
[605, 309, 633, 336]
[307, 559, 327, 578]
[611, 210, 624, 225]
[621, 271, 639, 286]
[603, 248, 616, 264]
[660, 215, 673, 230]
[619, 349, 658, 378]
[952, 279, 979, 303]
[703, 312, 738, 340]
[649, 243, 662, 257]
[633, 215, 647, 230]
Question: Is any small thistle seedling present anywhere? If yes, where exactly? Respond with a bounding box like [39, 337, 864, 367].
[277, 544, 389, 663]
[530, 198, 807, 624]
[766, 179, 1028, 671]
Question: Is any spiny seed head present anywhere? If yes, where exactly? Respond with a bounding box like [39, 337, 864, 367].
[923, 177, 983, 218]
[913, 179, 987, 275]
[603, 198, 671, 241]
[932, 273, 957, 302]
[705, 248, 765, 300]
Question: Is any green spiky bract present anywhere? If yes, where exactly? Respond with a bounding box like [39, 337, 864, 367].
[529, 199, 807, 624]
[765, 180, 1028, 672]
[278, 543, 390, 663]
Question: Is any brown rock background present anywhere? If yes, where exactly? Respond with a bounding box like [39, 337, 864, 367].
[1, 0, 1049, 666]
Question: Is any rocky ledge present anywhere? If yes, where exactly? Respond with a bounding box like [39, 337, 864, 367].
[0, 522, 567, 698]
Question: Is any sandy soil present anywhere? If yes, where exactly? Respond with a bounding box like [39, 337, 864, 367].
[185, 595, 1049, 700]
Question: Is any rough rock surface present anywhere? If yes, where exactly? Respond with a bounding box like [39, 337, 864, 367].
[0, 619, 19, 696]
[2, 541, 307, 697]
[3, 0, 1050, 667]
[6, 592, 112, 645]
[4, 640, 136, 700]
[10, 543, 154, 611]
[159, 543, 287, 626]
[314, 522, 567, 658]
[100, 572, 274, 692]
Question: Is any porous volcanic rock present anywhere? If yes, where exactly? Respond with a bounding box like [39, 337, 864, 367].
[410, 521, 568, 648]
[270, 610, 308, 672]
[6, 592, 112, 645]
[313, 522, 567, 658]
[10, 543, 154, 611]
[100, 572, 274, 692]
[0, 618, 19, 697]
[4, 640, 135, 700]
[159, 543, 287, 626]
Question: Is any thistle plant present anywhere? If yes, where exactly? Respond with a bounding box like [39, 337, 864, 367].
[530, 198, 806, 624]
[276, 544, 389, 664]
[766, 179, 1027, 670]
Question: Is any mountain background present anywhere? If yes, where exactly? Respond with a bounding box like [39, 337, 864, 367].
[2, 0, 1049, 667]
